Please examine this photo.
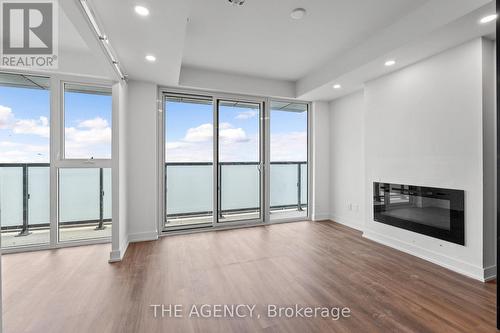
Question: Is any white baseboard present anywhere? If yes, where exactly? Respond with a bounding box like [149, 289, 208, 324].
[483, 265, 497, 281]
[330, 214, 364, 231]
[128, 230, 159, 243]
[363, 229, 488, 282]
[312, 213, 331, 221]
[109, 238, 129, 263]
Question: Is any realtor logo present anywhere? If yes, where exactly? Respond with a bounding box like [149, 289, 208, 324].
[1, 0, 58, 68]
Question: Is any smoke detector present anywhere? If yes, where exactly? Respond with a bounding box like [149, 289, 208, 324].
[228, 0, 245, 5]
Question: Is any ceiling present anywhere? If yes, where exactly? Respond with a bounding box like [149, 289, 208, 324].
[88, 0, 191, 86]
[0, 0, 114, 79]
[48, 0, 496, 101]
[183, 0, 428, 81]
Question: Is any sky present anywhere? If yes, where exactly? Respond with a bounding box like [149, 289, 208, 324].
[0, 86, 111, 163]
[165, 100, 307, 163]
[0, 86, 306, 164]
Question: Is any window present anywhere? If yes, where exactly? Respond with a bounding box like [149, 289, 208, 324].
[0, 73, 50, 248]
[63, 84, 112, 159]
[269, 101, 308, 220]
[59, 83, 112, 242]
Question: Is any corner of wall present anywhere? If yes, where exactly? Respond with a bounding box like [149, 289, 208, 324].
[481, 37, 497, 276]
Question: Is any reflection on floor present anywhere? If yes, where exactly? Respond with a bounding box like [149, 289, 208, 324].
[2, 223, 112, 248]
[164, 208, 308, 228]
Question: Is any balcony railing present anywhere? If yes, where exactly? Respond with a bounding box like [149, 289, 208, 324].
[0, 161, 307, 236]
[0, 163, 111, 236]
[165, 161, 307, 220]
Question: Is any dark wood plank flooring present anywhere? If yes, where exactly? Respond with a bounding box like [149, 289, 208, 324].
[2, 221, 496, 332]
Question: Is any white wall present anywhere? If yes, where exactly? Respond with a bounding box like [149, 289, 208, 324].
[110, 80, 129, 262]
[125, 81, 159, 242]
[179, 66, 296, 99]
[311, 102, 331, 220]
[329, 91, 365, 230]
[328, 38, 496, 281]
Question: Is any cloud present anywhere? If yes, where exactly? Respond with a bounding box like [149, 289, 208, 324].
[0, 105, 14, 129]
[166, 122, 254, 162]
[235, 111, 257, 120]
[78, 117, 109, 129]
[0, 103, 112, 161]
[184, 123, 212, 142]
[12, 116, 49, 138]
[0, 141, 49, 163]
[270, 132, 307, 161]
[183, 122, 249, 144]
[65, 117, 111, 158]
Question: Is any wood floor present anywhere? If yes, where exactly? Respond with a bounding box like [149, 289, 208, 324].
[2, 221, 497, 333]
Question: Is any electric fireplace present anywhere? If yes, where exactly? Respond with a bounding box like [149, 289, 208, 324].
[373, 183, 464, 245]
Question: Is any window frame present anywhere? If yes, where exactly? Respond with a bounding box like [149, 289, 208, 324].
[157, 86, 312, 236]
[58, 80, 113, 168]
[0, 70, 116, 254]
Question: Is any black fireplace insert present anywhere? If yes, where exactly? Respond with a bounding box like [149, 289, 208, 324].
[373, 183, 464, 245]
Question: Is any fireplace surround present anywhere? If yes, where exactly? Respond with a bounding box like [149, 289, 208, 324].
[373, 182, 465, 246]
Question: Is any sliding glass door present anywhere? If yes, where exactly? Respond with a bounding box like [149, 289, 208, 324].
[217, 100, 263, 223]
[161, 92, 308, 232]
[164, 95, 214, 230]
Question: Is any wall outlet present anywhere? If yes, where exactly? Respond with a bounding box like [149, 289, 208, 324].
[348, 203, 353, 211]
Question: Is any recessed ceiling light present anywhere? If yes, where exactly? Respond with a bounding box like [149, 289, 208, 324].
[134, 5, 150, 16]
[385, 60, 396, 67]
[333, 84, 342, 89]
[145, 55, 156, 62]
[291, 8, 306, 20]
[480, 14, 498, 24]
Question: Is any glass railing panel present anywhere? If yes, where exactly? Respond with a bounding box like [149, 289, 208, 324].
[166, 164, 213, 223]
[270, 164, 298, 207]
[301, 163, 308, 206]
[0, 165, 50, 248]
[59, 168, 111, 242]
[28, 166, 50, 225]
[220, 163, 260, 221]
[103, 168, 112, 220]
[0, 167, 23, 228]
[59, 168, 100, 222]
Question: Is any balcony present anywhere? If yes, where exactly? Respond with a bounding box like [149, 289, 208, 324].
[0, 164, 112, 248]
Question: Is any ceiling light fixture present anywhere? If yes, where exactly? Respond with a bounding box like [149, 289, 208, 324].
[385, 59, 396, 67]
[291, 8, 306, 20]
[480, 14, 498, 24]
[145, 55, 156, 62]
[134, 5, 150, 16]
[227, 0, 245, 6]
[333, 84, 341, 89]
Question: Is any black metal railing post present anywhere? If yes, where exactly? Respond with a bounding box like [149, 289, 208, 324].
[95, 168, 105, 230]
[218, 163, 223, 219]
[297, 163, 303, 211]
[16, 164, 31, 236]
